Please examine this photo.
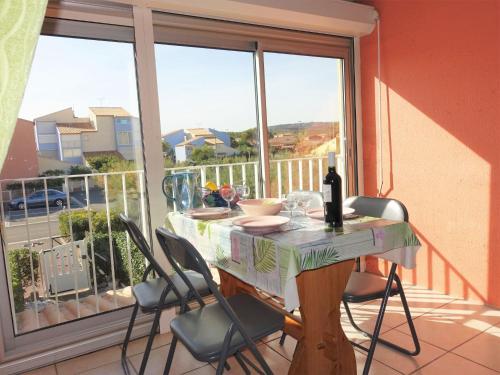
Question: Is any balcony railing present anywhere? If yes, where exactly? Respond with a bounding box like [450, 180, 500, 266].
[0, 155, 336, 335]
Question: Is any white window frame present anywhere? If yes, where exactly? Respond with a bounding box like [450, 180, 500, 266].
[117, 131, 131, 145]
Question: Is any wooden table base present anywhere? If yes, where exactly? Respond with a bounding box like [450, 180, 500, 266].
[218, 259, 356, 375]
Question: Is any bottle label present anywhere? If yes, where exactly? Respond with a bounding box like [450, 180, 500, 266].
[323, 184, 332, 203]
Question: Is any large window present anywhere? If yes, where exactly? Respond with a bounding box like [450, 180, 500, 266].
[264, 52, 347, 198]
[1, 29, 146, 337]
[153, 13, 355, 200]
[155, 44, 261, 199]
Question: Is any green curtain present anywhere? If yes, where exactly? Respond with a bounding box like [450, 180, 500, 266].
[0, 0, 48, 170]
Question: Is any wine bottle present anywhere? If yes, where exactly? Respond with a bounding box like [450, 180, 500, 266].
[323, 152, 343, 227]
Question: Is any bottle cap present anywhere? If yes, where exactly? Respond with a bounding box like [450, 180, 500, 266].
[328, 152, 336, 167]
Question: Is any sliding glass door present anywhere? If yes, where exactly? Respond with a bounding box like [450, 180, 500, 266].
[263, 52, 348, 198]
[154, 44, 261, 200]
[152, 12, 356, 201]
[0, 16, 152, 357]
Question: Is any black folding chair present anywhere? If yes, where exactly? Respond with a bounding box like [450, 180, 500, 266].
[156, 227, 285, 375]
[119, 214, 211, 375]
[342, 196, 420, 375]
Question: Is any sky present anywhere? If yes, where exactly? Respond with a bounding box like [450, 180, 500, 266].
[20, 36, 342, 133]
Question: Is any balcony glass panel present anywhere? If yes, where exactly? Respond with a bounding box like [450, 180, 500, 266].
[263, 52, 347, 199]
[1, 34, 145, 335]
[155, 44, 260, 206]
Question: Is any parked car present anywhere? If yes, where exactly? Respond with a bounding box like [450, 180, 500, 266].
[9, 189, 67, 210]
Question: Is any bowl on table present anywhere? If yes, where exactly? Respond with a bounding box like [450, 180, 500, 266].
[237, 198, 283, 216]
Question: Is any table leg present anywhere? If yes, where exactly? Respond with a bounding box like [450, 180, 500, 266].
[289, 259, 356, 375]
[217, 261, 356, 375]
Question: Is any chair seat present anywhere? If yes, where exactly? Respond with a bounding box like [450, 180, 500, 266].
[344, 271, 399, 303]
[132, 270, 210, 311]
[170, 293, 284, 362]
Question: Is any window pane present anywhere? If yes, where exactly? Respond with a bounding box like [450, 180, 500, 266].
[263, 52, 346, 198]
[155, 44, 260, 208]
[1, 34, 146, 335]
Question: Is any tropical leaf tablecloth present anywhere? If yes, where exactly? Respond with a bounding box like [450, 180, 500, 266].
[166, 212, 421, 310]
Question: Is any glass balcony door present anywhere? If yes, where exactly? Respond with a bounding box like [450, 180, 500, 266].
[0, 18, 153, 358]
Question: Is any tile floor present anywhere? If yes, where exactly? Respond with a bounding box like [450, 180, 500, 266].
[23, 285, 500, 374]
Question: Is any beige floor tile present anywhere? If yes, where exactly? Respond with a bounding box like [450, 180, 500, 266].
[211, 343, 290, 374]
[396, 308, 493, 351]
[265, 336, 297, 361]
[452, 324, 500, 372]
[354, 349, 402, 375]
[56, 345, 122, 375]
[259, 331, 283, 344]
[184, 365, 216, 374]
[368, 330, 445, 374]
[414, 352, 497, 375]
[129, 341, 206, 375]
[22, 365, 57, 375]
[78, 359, 136, 375]
[122, 332, 173, 357]
[429, 300, 500, 327]
[341, 305, 400, 337]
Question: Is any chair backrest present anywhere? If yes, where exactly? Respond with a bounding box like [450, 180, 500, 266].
[155, 227, 257, 342]
[344, 196, 409, 222]
[291, 190, 323, 209]
[119, 213, 172, 282]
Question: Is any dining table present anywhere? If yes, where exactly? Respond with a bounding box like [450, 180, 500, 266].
[166, 209, 421, 374]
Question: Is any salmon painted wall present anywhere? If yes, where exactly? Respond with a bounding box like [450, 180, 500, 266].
[0, 119, 38, 180]
[359, 0, 500, 307]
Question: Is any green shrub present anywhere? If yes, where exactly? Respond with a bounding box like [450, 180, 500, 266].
[8, 249, 39, 312]
[59, 210, 89, 240]
[87, 231, 145, 288]
[59, 209, 125, 241]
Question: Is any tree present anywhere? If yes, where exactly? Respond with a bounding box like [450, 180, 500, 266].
[190, 145, 216, 163]
[162, 141, 175, 161]
[86, 155, 123, 172]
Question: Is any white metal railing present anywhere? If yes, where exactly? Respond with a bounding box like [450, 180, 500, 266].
[0, 155, 343, 334]
[0, 170, 147, 334]
[164, 155, 340, 201]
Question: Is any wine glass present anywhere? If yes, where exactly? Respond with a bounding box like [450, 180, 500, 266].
[235, 184, 250, 200]
[282, 193, 298, 218]
[220, 185, 236, 209]
[297, 192, 312, 216]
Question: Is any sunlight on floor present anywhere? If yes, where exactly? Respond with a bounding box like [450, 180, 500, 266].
[23, 284, 500, 375]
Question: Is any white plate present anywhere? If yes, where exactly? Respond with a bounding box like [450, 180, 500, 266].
[233, 215, 290, 234]
[186, 207, 231, 220]
[306, 207, 355, 220]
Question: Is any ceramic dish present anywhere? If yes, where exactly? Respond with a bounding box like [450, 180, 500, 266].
[237, 199, 283, 216]
[306, 207, 356, 220]
[185, 207, 231, 220]
[233, 215, 290, 234]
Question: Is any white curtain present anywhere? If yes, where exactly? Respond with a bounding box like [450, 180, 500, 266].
[0, 0, 48, 170]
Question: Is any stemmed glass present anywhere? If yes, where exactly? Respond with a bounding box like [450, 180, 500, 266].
[220, 185, 236, 209]
[297, 193, 312, 216]
[235, 184, 250, 200]
[282, 193, 298, 218]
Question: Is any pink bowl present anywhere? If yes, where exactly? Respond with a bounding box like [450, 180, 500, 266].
[237, 199, 283, 216]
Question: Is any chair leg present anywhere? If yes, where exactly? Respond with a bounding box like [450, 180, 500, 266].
[394, 273, 420, 355]
[362, 263, 398, 375]
[246, 340, 273, 375]
[343, 277, 421, 357]
[163, 335, 178, 375]
[138, 309, 161, 375]
[234, 352, 251, 375]
[238, 352, 266, 375]
[121, 302, 139, 375]
[279, 332, 287, 346]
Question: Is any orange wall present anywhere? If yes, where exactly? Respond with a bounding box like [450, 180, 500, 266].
[360, 0, 500, 307]
[0, 119, 38, 180]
